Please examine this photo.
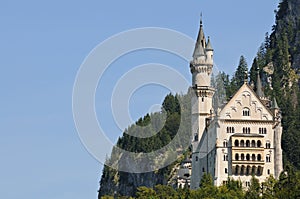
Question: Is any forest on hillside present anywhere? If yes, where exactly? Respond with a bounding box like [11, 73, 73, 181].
[98, 0, 300, 198]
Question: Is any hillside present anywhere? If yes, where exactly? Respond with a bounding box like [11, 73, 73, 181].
[249, 0, 300, 169]
[98, 0, 300, 197]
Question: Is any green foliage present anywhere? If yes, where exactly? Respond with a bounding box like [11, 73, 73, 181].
[245, 176, 260, 199]
[228, 55, 248, 98]
[136, 186, 156, 199]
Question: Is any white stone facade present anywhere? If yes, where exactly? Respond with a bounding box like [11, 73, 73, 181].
[190, 21, 283, 189]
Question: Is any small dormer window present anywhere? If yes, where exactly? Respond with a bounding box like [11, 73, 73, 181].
[243, 108, 250, 116]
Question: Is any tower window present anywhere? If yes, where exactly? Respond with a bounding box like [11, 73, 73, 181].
[266, 155, 271, 162]
[223, 140, 228, 147]
[225, 168, 228, 174]
[202, 97, 204, 102]
[266, 141, 271, 148]
[224, 154, 228, 161]
[194, 133, 198, 141]
[195, 156, 198, 161]
[267, 169, 270, 175]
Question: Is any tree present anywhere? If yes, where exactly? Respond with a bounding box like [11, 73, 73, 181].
[245, 176, 261, 199]
[228, 55, 248, 98]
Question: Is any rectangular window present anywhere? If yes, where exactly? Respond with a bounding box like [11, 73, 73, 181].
[225, 168, 228, 173]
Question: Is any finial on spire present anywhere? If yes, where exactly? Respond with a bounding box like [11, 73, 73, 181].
[200, 12, 203, 26]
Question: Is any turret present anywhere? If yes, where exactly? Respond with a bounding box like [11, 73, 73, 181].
[271, 97, 283, 179]
[205, 36, 214, 65]
[190, 19, 214, 87]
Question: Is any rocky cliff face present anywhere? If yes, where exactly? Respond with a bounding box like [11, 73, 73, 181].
[273, 0, 300, 70]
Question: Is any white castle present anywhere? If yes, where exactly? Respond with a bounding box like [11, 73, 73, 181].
[187, 20, 283, 189]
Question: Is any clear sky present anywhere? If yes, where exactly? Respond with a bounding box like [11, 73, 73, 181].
[0, 1, 279, 198]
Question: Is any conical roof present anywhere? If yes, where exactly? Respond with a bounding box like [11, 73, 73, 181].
[206, 36, 213, 51]
[192, 19, 206, 59]
[272, 97, 279, 109]
[256, 70, 265, 98]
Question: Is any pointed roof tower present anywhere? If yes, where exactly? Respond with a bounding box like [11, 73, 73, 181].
[192, 17, 206, 59]
[271, 97, 279, 109]
[206, 36, 213, 51]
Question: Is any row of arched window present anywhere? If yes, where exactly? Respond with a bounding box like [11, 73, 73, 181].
[235, 153, 262, 161]
[226, 127, 235, 133]
[259, 127, 267, 134]
[243, 127, 251, 134]
[234, 139, 262, 147]
[232, 165, 263, 176]
[225, 127, 269, 134]
[243, 108, 250, 116]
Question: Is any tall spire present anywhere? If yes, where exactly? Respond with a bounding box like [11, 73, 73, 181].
[256, 68, 265, 98]
[193, 15, 206, 59]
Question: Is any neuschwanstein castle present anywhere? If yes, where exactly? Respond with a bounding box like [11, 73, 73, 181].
[177, 20, 283, 189]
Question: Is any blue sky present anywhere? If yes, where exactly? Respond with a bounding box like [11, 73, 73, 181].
[0, 1, 279, 198]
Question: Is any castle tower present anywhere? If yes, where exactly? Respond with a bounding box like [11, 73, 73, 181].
[272, 97, 283, 179]
[190, 19, 215, 189]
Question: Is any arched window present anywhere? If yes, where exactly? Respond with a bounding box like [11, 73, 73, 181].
[257, 140, 262, 148]
[252, 166, 256, 175]
[246, 166, 251, 175]
[227, 127, 229, 133]
[240, 140, 245, 147]
[266, 141, 270, 148]
[223, 140, 228, 147]
[235, 140, 239, 147]
[224, 154, 228, 161]
[235, 153, 239, 160]
[194, 133, 198, 141]
[241, 165, 245, 175]
[235, 165, 239, 175]
[259, 128, 262, 134]
[243, 127, 250, 134]
[251, 140, 256, 147]
[246, 140, 250, 147]
[246, 154, 250, 161]
[264, 128, 267, 134]
[266, 155, 271, 162]
[252, 154, 256, 161]
[243, 108, 250, 116]
[257, 154, 262, 161]
[241, 154, 245, 160]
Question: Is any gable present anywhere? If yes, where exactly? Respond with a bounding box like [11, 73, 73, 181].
[219, 83, 273, 121]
